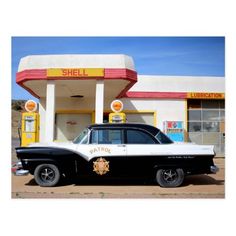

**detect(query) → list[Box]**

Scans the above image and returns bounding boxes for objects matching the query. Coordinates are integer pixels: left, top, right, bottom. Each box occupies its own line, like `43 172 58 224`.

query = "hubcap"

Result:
40 167 55 182
162 169 178 183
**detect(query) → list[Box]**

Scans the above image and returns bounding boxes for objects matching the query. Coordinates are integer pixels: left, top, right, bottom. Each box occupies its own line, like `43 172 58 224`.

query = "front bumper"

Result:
210 165 219 174
15 169 29 176
12 162 29 176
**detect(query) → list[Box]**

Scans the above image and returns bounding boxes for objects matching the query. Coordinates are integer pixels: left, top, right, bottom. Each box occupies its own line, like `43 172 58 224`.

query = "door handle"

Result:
117 144 126 147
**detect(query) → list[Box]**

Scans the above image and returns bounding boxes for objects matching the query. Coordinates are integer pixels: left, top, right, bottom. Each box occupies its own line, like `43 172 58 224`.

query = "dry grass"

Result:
12 109 21 138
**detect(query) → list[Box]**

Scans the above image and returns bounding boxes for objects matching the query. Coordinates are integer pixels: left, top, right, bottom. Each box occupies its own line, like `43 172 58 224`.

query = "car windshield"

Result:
155 131 173 144
73 128 89 144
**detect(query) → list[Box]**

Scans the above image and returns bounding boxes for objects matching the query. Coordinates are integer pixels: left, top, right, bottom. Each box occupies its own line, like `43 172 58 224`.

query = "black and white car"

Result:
15 123 219 187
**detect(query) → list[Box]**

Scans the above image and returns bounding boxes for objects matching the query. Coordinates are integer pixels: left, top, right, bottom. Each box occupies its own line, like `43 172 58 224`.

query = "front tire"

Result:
34 164 60 187
156 168 184 187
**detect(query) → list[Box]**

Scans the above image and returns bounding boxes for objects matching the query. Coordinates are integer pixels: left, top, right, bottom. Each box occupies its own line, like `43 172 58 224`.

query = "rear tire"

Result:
34 164 60 187
156 168 184 187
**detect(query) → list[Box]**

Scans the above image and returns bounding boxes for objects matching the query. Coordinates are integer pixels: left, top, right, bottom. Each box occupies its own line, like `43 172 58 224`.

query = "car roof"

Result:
87 123 160 136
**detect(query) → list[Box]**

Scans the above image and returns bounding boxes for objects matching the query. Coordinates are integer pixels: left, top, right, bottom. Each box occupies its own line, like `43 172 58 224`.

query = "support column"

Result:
45 81 55 142
95 80 104 123
38 100 45 142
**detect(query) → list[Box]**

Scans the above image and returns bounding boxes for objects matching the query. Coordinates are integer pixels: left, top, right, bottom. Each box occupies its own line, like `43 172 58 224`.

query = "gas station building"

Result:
16 54 225 156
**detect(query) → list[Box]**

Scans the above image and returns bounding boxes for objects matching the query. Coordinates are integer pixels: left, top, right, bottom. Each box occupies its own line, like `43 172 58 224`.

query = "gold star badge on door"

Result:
93 157 110 175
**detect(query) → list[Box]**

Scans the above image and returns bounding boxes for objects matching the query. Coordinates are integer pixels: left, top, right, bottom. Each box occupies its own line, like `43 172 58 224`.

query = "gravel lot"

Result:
12 158 225 199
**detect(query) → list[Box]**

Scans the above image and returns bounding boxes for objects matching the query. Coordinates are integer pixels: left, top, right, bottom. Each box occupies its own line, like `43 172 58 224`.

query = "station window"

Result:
202 121 220 132
188 100 224 130
188 122 202 132
202 100 220 109
188 110 201 121
187 99 225 156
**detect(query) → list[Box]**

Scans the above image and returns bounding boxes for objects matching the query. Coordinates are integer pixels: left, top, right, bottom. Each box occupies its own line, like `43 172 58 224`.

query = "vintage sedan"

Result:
15 123 219 187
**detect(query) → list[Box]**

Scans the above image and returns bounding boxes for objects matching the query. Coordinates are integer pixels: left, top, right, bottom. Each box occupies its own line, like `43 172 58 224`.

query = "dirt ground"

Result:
12 158 225 199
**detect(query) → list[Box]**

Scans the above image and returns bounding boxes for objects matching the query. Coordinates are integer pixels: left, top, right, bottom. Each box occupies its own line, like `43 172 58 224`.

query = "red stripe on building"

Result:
16 69 47 98
104 69 137 98
104 69 137 81
17 69 137 82
124 91 188 99
16 69 47 83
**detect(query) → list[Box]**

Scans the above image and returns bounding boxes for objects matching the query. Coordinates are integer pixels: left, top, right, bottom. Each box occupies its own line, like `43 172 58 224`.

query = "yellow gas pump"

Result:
109 112 126 123
109 100 126 123
21 100 40 146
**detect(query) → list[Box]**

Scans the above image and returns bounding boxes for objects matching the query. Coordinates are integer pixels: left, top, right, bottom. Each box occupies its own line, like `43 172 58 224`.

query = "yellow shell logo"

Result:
93 157 110 175
25 100 37 112
113 101 122 111
111 99 123 113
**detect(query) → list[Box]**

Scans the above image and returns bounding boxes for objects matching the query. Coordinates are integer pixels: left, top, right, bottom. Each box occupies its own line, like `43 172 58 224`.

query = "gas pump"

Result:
109 100 126 123
20 100 40 146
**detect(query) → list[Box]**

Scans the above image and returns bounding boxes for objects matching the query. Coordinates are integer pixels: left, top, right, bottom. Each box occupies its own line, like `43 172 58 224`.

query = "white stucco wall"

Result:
120 98 186 131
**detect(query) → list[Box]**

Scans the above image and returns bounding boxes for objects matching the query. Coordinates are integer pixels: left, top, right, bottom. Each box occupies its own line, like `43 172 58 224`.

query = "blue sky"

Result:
12 37 225 100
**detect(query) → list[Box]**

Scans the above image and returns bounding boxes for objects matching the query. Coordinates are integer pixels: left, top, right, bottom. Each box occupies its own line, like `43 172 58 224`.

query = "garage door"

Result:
126 113 154 126
56 113 92 141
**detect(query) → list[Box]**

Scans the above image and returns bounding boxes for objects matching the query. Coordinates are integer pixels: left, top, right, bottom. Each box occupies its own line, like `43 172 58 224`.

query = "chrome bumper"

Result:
12 161 29 176
15 169 29 176
210 165 219 174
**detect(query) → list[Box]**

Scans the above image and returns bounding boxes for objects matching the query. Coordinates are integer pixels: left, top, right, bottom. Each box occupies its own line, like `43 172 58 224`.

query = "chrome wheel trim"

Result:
40 167 55 182
162 169 178 183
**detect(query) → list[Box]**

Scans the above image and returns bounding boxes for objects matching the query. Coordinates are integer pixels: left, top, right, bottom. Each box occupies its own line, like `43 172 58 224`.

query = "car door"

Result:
81 128 127 177
125 128 159 176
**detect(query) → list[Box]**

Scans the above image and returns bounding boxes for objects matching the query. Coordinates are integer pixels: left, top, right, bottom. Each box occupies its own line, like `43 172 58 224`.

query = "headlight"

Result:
16 161 23 168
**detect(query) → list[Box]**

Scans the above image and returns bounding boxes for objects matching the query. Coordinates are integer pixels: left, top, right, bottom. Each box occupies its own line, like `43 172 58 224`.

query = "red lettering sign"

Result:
61 69 89 77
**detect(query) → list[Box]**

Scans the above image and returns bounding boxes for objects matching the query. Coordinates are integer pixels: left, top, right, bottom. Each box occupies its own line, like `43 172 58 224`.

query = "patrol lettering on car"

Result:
89 147 111 155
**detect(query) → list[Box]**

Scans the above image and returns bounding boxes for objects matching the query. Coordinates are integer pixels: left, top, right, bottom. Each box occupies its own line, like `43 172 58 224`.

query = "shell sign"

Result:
110 100 123 113
47 68 104 78
24 100 37 112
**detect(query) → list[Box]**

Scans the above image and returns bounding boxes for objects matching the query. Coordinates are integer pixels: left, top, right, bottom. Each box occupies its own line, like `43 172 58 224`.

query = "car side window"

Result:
126 129 156 144
91 129 124 144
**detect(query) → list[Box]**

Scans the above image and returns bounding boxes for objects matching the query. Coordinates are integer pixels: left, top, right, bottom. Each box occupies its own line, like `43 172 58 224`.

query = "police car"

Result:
15 123 218 187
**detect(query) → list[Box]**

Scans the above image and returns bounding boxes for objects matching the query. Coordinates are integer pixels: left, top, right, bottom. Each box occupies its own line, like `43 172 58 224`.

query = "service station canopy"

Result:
16 54 137 99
